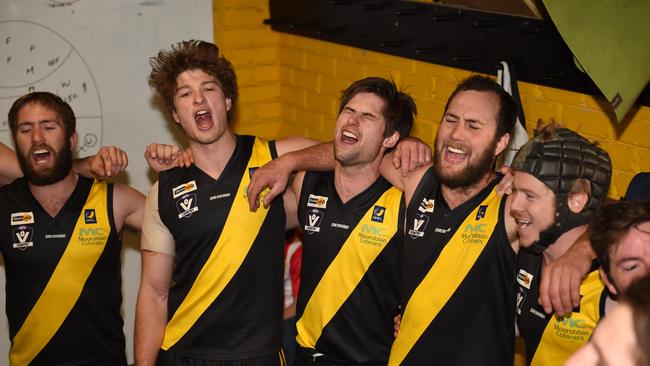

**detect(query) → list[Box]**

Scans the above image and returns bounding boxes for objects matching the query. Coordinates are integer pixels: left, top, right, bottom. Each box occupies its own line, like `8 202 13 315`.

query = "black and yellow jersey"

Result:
390 168 516 366
516 251 607 366
0 176 125 366
157 135 285 359
296 171 404 364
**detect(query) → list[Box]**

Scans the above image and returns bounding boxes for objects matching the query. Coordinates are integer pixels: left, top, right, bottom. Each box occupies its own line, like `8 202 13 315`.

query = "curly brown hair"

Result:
148 40 238 115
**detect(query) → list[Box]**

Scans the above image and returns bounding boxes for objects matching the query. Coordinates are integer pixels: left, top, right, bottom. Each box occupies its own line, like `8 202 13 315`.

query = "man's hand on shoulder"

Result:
144 143 193 172
538 232 594 316
248 155 295 211
391 137 432 177
75 145 128 179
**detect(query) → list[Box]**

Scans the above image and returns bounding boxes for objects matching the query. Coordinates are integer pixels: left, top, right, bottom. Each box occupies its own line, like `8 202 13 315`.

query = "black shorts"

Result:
157 350 287 366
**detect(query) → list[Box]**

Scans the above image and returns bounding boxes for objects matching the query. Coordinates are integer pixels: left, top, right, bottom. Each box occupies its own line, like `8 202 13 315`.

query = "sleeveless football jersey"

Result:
0 176 125 366
296 171 404 364
157 135 286 359
390 168 516 366
516 250 606 366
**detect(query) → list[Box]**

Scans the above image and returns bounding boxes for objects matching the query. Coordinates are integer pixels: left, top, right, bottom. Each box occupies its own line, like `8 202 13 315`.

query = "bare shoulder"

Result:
112 183 146 231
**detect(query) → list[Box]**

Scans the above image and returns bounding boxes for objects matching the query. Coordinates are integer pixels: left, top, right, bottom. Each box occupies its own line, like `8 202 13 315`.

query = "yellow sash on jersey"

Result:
389 187 502 365
530 270 604 366
162 138 274 349
296 187 402 348
10 180 110 366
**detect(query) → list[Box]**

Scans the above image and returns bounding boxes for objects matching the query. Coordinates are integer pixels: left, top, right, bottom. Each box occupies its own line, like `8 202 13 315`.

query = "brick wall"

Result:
213 1 650 198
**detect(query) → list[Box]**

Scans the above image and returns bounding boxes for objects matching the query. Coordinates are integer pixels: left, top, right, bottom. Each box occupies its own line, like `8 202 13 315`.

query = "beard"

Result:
17 140 73 186
433 135 498 189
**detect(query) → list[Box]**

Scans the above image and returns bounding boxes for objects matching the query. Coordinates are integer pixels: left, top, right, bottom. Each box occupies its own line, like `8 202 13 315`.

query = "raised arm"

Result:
0 142 21 186
538 229 594 315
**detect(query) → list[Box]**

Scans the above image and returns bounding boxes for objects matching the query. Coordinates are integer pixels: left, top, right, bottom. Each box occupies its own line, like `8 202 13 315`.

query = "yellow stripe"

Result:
10 180 110 366
389 187 501 365
530 270 604 366
296 187 402 348
162 138 273 349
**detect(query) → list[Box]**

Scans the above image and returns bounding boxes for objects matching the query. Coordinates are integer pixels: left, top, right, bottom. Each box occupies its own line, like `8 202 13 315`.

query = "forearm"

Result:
72 156 94 177
135 288 167 365
281 141 334 172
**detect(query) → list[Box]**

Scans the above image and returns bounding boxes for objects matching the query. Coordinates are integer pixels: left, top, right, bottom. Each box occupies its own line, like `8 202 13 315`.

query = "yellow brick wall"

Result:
213 1 649 198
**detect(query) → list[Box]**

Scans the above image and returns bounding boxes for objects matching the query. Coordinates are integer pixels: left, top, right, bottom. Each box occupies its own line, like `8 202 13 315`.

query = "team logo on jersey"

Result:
176 194 199 219
12 226 33 250
304 209 323 234
371 205 386 223
476 205 488 220
408 213 429 239
418 198 435 213
307 194 328 209
11 212 34 226
517 269 534 289
84 209 97 224
172 180 197 199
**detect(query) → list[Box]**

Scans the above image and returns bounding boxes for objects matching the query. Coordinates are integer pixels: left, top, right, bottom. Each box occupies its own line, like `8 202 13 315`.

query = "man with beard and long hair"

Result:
0 91 145 365
383 75 520 365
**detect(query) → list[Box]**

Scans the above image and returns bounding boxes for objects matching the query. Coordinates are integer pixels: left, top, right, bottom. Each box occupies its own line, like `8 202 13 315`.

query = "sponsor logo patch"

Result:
307 194 328 209
408 213 429 239
371 205 385 223
172 180 197 199
517 269 534 289
12 226 34 249
84 209 97 224
176 194 199 219
304 209 323 234
11 212 34 226
418 198 435 213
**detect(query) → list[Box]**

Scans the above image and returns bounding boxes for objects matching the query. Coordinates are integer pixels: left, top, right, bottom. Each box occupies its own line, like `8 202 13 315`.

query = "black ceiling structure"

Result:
267 0 650 107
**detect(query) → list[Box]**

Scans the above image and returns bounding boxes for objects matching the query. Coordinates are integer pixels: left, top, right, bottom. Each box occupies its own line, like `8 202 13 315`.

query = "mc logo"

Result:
79 228 106 236
361 224 386 236
464 223 487 233
559 317 586 329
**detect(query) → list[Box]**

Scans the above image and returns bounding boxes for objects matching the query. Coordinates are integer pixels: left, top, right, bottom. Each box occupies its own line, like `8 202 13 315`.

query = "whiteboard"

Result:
0 0 213 364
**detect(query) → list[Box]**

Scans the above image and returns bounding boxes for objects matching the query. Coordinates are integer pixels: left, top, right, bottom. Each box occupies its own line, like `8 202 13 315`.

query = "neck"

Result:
440 171 495 209
542 225 588 266
334 160 381 204
190 130 237 180
28 171 78 217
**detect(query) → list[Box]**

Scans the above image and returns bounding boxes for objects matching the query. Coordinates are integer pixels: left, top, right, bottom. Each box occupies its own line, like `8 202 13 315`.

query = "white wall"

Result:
0 1 212 364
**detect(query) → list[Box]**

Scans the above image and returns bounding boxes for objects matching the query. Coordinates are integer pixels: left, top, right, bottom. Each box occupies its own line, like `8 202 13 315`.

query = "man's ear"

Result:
600 267 618 296
383 131 400 149
568 191 589 214
172 109 180 124
70 131 77 152
495 133 510 156
226 98 232 112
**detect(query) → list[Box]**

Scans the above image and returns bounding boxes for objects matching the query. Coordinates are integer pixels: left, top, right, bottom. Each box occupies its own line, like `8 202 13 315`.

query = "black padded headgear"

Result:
511 128 612 254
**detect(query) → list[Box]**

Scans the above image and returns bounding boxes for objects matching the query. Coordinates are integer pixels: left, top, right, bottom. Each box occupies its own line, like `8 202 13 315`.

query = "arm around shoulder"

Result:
0 142 21 186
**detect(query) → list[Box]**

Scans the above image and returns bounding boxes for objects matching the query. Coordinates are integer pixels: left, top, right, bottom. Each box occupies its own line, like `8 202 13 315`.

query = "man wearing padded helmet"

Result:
509 124 612 366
